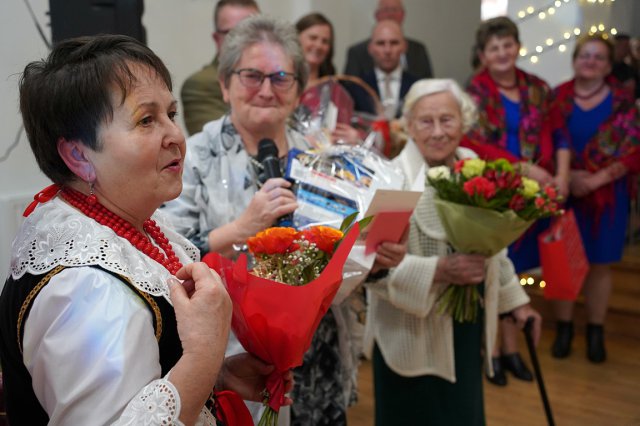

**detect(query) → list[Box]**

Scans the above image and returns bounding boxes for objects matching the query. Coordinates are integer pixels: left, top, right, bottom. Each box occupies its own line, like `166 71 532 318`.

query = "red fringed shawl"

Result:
462 68 565 172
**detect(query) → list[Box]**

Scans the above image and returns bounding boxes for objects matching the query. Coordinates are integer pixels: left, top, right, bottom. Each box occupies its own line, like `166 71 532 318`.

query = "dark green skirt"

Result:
373 308 485 425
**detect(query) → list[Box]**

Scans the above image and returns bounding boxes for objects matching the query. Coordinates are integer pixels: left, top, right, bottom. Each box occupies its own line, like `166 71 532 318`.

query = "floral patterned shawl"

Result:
554 76 640 213
462 68 565 172
554 76 640 173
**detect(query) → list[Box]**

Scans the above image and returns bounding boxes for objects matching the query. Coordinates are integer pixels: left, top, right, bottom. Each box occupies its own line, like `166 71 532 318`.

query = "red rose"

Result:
454 159 465 173
535 197 546 208
495 172 512 189
463 176 496 199
544 185 558 199
508 194 526 211
545 202 558 213
509 175 522 189
484 169 497 180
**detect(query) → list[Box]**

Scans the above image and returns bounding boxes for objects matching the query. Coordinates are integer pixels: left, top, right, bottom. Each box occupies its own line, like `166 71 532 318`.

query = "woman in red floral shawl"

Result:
551 34 640 364
462 16 571 387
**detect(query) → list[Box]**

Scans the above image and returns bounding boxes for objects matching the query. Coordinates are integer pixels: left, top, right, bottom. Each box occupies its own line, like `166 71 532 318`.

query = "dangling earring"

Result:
87 182 98 205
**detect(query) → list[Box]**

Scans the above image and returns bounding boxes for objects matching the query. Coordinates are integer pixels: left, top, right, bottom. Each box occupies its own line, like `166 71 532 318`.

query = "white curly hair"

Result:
402 78 477 133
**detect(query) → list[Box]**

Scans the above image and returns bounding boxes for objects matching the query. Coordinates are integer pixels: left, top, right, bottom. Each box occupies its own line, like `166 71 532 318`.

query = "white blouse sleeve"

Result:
22 267 189 425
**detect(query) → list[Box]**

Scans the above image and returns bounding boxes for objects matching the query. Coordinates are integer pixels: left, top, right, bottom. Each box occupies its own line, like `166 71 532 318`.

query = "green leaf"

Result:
357 215 374 231
340 212 358 232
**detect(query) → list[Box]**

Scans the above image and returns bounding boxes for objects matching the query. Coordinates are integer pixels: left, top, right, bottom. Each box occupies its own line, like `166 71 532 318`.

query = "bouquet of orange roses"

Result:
203 222 360 426
247 225 344 286
427 158 562 322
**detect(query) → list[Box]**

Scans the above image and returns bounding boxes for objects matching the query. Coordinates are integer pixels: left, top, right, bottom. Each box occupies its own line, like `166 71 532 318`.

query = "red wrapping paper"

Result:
202 225 359 412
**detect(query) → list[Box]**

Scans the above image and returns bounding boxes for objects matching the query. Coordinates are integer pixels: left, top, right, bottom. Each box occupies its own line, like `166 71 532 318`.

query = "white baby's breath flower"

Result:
427 166 451 181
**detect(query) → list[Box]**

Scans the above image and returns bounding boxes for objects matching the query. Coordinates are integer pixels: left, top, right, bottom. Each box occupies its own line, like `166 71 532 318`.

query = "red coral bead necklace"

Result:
60 187 183 275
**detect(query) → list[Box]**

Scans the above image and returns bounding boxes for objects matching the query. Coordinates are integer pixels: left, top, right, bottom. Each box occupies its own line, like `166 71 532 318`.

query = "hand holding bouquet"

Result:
427 158 562 322
203 222 360 426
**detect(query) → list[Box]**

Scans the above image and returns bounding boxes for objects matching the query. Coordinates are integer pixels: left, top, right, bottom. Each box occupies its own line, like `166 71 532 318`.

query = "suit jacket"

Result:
344 37 433 80
180 57 228 135
343 69 418 118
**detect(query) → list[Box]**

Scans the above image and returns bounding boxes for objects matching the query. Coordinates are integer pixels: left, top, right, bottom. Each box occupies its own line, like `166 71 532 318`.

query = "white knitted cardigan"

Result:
363 139 530 382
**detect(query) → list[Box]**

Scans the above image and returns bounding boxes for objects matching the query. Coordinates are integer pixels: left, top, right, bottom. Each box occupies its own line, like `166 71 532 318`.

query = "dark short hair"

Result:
214 0 259 31
573 34 615 65
475 16 520 52
19 34 172 185
295 13 336 77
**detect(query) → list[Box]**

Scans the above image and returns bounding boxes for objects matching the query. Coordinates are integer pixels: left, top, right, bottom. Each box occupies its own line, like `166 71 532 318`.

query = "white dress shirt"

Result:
374 65 403 119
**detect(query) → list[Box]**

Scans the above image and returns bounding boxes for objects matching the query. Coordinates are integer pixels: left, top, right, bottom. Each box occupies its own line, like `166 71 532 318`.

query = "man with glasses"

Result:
344 0 432 81
181 0 259 135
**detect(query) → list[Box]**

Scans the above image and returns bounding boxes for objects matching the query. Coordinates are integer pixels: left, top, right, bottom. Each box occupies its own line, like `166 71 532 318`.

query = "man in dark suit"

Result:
345 20 418 119
344 0 432 80
180 0 259 135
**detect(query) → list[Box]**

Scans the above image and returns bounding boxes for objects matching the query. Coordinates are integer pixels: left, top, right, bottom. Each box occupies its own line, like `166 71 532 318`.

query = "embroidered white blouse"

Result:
10 197 216 425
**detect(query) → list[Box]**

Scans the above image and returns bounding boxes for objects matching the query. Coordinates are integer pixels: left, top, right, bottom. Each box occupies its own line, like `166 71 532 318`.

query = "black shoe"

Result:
501 352 533 381
486 356 507 386
552 320 574 358
587 323 606 363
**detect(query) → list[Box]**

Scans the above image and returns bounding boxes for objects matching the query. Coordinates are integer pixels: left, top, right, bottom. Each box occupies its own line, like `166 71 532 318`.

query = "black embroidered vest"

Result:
0 265 181 425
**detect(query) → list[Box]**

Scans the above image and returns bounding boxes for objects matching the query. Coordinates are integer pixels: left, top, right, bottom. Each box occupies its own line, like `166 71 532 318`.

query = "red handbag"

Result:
538 209 589 300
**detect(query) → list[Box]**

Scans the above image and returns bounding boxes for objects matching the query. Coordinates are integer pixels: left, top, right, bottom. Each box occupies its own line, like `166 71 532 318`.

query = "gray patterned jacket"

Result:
162 115 309 254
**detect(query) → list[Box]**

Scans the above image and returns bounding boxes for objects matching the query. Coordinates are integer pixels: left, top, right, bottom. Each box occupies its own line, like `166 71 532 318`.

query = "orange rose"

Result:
302 226 344 255
248 227 300 255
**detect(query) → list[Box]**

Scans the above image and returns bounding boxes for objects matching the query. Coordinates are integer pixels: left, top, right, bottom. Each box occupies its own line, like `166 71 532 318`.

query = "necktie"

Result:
382 74 395 119
383 74 393 101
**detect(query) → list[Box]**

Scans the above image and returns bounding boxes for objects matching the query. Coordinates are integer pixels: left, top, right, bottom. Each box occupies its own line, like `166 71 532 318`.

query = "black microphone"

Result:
257 138 282 182
257 138 294 227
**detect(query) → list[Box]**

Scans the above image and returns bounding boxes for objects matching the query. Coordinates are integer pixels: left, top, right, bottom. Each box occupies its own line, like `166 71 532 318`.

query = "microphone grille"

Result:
257 138 279 162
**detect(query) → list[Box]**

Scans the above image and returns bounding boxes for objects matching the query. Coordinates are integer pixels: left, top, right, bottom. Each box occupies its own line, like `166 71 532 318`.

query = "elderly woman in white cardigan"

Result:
364 79 542 426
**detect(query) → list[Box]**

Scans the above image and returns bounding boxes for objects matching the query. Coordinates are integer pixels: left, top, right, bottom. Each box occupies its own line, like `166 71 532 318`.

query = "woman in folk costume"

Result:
0 34 286 425
462 16 570 386
551 34 640 363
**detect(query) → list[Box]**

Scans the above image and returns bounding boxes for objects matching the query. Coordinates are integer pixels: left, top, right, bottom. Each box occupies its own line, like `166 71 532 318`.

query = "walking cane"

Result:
523 316 555 426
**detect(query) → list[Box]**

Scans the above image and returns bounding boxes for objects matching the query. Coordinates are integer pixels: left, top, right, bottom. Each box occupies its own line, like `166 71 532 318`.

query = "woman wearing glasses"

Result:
366 78 540 426
163 15 352 425
551 35 640 363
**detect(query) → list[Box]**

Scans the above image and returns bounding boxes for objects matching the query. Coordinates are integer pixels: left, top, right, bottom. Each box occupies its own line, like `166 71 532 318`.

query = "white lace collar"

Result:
10 197 199 300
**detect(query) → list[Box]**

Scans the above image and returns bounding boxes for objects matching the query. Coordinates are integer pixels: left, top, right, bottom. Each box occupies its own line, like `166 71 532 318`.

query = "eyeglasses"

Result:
576 52 609 62
412 116 460 132
232 68 298 91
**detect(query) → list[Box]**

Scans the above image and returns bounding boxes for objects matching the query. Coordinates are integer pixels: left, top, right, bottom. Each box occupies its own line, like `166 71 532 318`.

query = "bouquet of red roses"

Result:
203 223 359 425
427 158 562 322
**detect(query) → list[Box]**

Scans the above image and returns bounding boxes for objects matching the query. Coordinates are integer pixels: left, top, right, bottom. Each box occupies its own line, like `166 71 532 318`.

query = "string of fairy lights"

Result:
519 26 618 63
514 0 619 64
520 274 547 288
